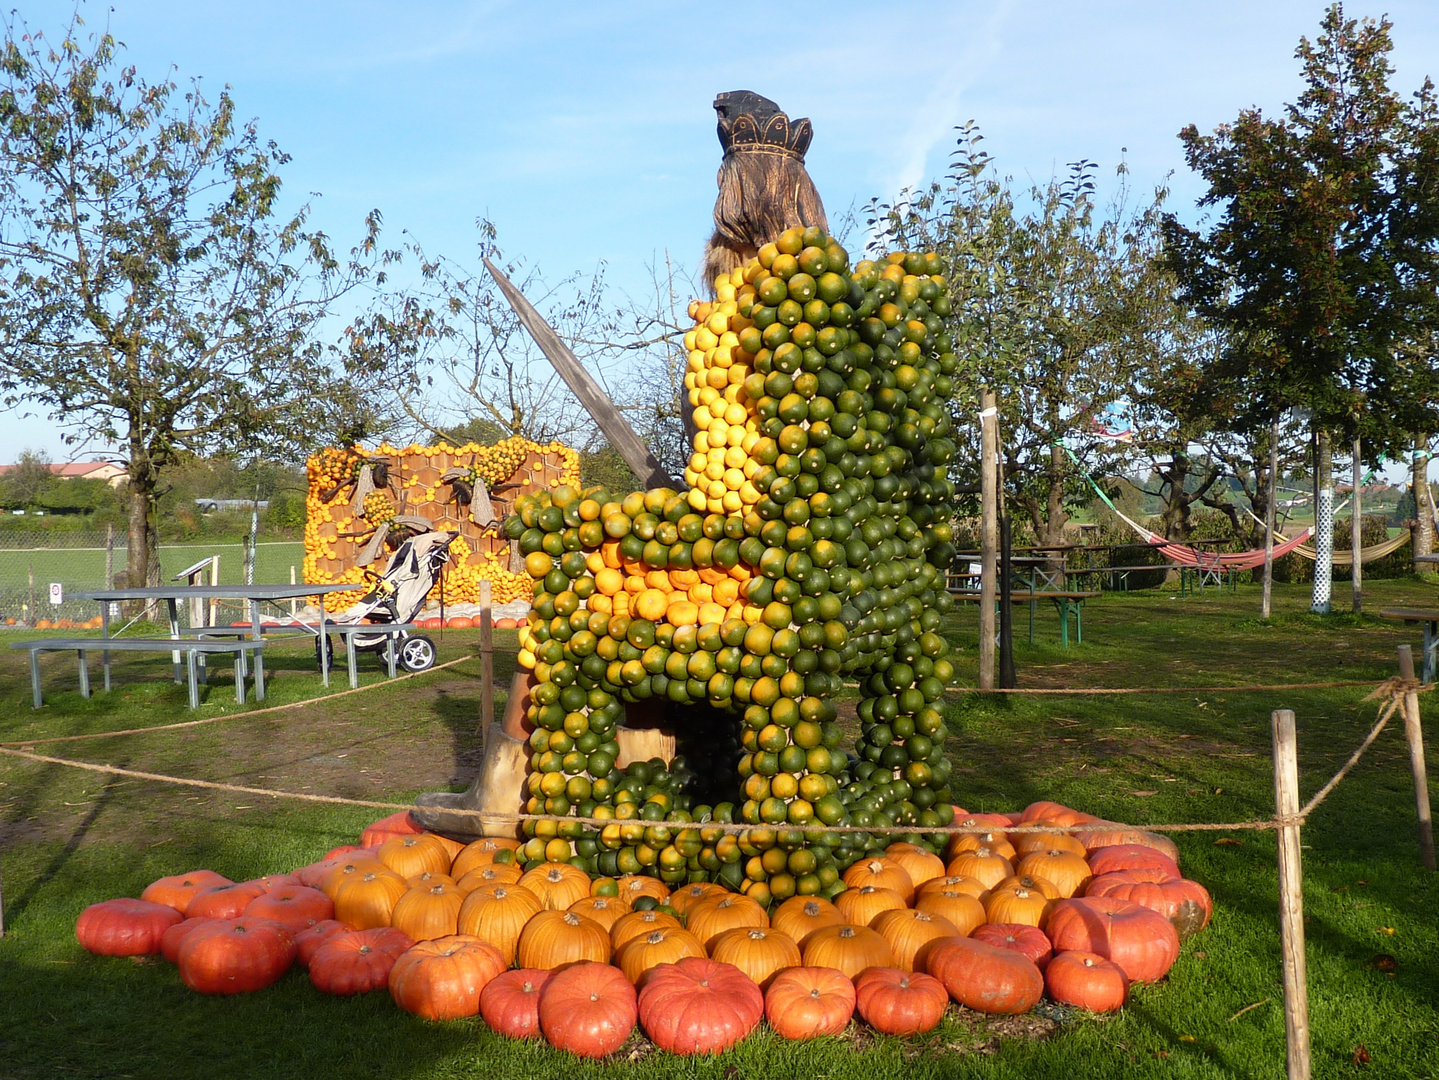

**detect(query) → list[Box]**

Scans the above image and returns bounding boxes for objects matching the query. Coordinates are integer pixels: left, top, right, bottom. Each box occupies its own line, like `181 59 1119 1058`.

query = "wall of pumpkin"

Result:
74 800 1212 1054
304 438 581 613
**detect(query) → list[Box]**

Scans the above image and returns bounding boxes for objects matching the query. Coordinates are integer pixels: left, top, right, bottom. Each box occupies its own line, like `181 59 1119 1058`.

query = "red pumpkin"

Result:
1086 870 1213 939
251 873 301 891
537 961 637 1058
1074 824 1180 864
160 916 217 963
924 936 1044 1015
970 923 1053 970
140 870 232 914
185 881 268 920
1046 897 1180 983
1020 800 1095 827
308 927 414 995
243 885 335 934
293 847 364 889
448 616 474 629
637 956 764 1055
294 919 353 968
75 898 183 956
176 916 297 994
1086 844 1181 880
388 934 507 1020
764 966 855 1040
854 967 949 1036
481 969 554 1039
1045 950 1128 1012
361 810 426 848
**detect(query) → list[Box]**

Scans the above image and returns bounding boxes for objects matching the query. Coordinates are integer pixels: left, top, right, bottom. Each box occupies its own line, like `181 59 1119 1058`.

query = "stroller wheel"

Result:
314 633 334 669
398 635 437 673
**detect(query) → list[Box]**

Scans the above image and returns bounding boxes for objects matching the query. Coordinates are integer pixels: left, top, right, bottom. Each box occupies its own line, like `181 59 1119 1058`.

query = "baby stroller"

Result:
317 530 458 674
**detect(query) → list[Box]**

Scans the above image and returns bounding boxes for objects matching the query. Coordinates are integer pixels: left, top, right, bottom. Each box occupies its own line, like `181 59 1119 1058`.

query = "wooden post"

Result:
1414 442 1432 575
1351 437 1362 615
479 580 494 751
978 390 998 690
1272 708 1311 1080
288 564 297 620
1395 645 1436 871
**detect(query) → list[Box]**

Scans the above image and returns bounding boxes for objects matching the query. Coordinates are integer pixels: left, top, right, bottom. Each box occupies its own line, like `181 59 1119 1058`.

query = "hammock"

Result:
1237 504 1412 564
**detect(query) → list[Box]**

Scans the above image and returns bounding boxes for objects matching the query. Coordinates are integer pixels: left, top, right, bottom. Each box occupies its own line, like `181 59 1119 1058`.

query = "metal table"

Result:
74 583 358 689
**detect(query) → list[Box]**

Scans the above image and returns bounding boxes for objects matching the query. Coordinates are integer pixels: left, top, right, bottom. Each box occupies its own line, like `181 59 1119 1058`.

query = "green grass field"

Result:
1 578 1436 1078
0 541 306 623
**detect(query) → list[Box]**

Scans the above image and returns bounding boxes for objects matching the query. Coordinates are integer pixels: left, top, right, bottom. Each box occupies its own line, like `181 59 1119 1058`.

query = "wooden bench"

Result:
951 590 1100 646
1379 609 1439 683
11 637 266 709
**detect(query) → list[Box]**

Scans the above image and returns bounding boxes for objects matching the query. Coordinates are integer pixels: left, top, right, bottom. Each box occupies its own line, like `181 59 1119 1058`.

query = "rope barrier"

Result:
3 678 1422 839
0 655 476 748
955 681 1376 695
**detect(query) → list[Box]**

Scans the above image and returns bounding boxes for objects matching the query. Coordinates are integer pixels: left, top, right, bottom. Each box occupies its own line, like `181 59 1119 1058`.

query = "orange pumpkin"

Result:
853 967 948 1035
319 855 386 900
946 830 1018 862
944 814 1013 859
685 894 768 951
770 895 846 947
616 875 671 906
946 847 1013 889
566 894 632 932
913 889 986 936
1011 826 1087 859
1015 850 1092 898
387 934 506 1020
1044 949 1128 1012
835 885 907 928
917 874 990 901
332 869 408 931
993 873 1062 900
882 842 946 889
801 924 895 980
1074 824 1181 864
456 863 522 891
841 858 915 902
450 837 522 879
983 883 1054 929
390 882 466 941
376 834 453 879
871 908 962 973
615 925 706 987
456 883 542 965
764 966 855 1039
667 881 727 916
516 909 611 970
708 926 801 989
925 935 1044 1015
1020 800 1095 828
519 862 593 911
610 908 683 953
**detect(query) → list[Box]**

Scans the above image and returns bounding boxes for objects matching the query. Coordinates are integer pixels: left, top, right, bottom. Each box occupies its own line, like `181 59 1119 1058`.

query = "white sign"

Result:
49 582 64 605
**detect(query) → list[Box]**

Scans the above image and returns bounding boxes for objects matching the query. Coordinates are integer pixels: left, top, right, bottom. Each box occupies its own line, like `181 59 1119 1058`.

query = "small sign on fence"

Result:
49 582 63 605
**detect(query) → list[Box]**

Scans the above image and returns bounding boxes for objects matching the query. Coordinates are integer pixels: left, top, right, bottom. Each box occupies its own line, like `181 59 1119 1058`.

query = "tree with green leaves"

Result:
0 11 389 588
1162 4 1439 610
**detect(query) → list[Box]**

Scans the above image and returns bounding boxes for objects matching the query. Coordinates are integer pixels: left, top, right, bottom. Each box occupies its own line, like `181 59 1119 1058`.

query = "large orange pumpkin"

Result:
184 881 267 920
946 830 1018 862
456 863 523 891
390 882 466 941
883 842 946 889
376 834 454 880
140 870 232 914
450 837 523 880
871 908 962 973
708 926 801 989
519 862 593 911
1086 869 1212 940
841 857 915 902
1020 800 1095 827
946 848 1013 890
537 961 637 1058
945 814 1013 859
667 881 727 916
637 957 764 1056
685 894 768 951
924 935 1044 1015
160 916 217 964
854 967 948 1035
610 908 683 953
970 923 1053 970
1014 849 1091 898
177 916 297 995
294 919 353 969
332 869 408 930
243 884 335 934
388 935 506 1020
1074 824 1180 864
764 966 855 1040
801 924 895 980
914 889 986 936
615 925 707 987
1086 844 1182 880
835 885 907 928
983 883 1054 929
566 894 632 932
516 909 611 970
456 883 541 965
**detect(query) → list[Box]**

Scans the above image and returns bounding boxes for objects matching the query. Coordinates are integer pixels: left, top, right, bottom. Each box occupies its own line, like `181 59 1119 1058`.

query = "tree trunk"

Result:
978 390 998 691
1043 442 1069 558
1310 429 1333 615
1351 436 1362 615
1414 442 1432 575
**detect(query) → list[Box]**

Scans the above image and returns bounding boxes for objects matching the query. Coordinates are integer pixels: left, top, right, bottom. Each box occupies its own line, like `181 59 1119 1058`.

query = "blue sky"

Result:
4 0 1438 465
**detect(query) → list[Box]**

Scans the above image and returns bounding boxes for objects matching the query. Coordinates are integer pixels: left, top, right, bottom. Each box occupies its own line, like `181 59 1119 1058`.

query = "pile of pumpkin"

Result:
74 801 1209 1057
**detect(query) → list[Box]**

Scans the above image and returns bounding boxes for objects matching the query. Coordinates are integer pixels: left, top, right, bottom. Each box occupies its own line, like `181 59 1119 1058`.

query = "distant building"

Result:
0 461 127 488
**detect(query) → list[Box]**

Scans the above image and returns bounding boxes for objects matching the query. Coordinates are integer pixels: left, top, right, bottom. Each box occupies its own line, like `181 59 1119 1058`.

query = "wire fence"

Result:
0 529 305 626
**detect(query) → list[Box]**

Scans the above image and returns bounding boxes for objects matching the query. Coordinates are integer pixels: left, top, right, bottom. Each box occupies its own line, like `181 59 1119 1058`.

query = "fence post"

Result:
479 579 494 751
1395 645 1436 871
1272 708 1311 1080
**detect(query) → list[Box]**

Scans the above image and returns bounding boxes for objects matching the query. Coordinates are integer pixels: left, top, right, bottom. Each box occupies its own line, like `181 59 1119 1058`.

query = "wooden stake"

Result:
978 390 998 691
479 580 494 753
1352 437 1363 615
1395 645 1435 871
1263 420 1278 619
1272 708 1311 1080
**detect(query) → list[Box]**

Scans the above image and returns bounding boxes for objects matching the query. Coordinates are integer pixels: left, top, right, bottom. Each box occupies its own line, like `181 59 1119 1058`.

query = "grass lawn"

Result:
1 578 1436 1078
